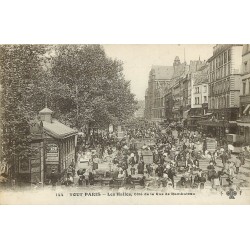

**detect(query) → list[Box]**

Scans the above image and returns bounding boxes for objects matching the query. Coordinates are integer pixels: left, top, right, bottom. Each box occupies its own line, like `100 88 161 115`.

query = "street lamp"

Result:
222 115 229 148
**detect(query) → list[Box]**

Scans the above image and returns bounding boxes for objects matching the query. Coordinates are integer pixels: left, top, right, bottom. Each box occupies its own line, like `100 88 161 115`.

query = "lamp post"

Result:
222 115 229 148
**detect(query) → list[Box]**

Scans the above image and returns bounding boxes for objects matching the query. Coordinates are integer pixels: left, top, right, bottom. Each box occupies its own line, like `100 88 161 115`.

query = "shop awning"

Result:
203 113 212 116
243 104 250 114
237 121 250 128
198 120 237 127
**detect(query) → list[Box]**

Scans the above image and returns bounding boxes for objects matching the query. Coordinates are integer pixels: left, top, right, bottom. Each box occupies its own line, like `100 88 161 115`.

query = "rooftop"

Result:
151 65 174 80
208 44 243 62
42 119 77 139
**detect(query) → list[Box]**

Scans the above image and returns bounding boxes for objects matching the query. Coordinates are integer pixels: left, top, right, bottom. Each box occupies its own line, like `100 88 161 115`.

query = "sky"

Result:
103 44 214 100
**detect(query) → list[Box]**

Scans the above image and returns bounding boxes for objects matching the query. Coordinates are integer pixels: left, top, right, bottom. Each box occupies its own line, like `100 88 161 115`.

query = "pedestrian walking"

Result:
50 168 58 188
233 156 241 174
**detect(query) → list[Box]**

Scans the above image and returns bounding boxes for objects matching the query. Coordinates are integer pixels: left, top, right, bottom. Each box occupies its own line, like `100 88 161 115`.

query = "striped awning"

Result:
243 104 250 114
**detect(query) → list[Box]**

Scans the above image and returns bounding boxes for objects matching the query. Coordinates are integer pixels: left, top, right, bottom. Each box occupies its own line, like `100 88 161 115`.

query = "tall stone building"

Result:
0 82 2 164
208 45 242 119
206 44 243 138
145 57 204 123
169 57 189 121
237 44 250 143
145 65 174 122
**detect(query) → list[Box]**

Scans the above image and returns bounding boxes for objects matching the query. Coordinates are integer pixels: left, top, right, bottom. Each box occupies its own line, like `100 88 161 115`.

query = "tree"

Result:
50 44 137 129
0 45 47 175
0 44 138 175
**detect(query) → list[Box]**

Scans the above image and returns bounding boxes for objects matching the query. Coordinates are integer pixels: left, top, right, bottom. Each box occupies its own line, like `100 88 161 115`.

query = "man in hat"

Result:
220 151 228 168
50 168 58 187
167 166 176 188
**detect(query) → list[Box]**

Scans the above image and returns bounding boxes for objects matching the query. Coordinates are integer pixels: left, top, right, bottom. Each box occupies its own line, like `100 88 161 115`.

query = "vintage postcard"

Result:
0 44 250 204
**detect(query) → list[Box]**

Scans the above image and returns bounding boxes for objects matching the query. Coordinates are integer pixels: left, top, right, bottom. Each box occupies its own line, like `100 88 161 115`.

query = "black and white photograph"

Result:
0 44 250 204
1 2 250 250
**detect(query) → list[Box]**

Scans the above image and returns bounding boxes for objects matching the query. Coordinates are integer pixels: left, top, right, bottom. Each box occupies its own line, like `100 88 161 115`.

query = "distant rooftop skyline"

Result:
103 45 214 100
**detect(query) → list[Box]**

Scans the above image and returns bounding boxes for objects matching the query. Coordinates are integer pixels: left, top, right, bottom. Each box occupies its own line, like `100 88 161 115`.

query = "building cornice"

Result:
208 44 243 62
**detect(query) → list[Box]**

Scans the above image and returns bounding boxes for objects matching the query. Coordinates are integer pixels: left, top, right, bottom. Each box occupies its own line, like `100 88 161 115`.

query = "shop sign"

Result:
46 144 59 163
30 159 41 173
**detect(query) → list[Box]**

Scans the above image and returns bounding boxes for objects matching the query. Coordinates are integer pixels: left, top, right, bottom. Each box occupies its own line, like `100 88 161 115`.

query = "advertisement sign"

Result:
46 143 59 164
30 159 41 173
142 150 153 164
19 158 30 174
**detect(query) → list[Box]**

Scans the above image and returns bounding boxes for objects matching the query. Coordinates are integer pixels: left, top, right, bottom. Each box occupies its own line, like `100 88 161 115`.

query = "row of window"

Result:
210 63 231 82
210 79 230 96
210 50 231 71
193 85 208 94
209 95 230 109
63 137 75 156
195 97 200 104
194 96 207 104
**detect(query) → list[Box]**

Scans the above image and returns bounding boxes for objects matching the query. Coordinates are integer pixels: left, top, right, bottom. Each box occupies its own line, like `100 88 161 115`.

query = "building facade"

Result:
192 64 209 115
185 64 209 129
164 57 189 122
206 44 243 138
237 44 250 143
208 45 242 120
172 79 182 120
145 65 174 122
0 83 2 164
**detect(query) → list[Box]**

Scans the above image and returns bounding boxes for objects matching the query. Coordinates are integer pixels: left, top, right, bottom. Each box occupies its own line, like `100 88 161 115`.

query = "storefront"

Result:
186 116 202 131
237 122 250 144
199 120 237 139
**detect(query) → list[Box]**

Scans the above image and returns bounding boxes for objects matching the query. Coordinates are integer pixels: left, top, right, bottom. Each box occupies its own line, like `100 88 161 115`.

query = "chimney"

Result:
39 107 53 123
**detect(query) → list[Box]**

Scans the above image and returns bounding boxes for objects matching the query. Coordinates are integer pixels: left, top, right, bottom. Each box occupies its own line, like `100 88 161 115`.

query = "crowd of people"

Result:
55 123 247 192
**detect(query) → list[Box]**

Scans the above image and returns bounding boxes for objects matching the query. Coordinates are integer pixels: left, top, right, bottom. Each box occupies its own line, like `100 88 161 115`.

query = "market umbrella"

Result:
77 168 86 176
